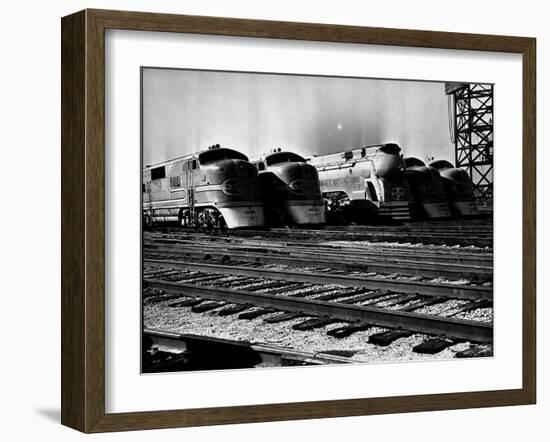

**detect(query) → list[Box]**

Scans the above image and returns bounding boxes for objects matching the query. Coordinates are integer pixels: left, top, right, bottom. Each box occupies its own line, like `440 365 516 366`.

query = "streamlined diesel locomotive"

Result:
142 145 265 229
252 150 325 226
404 157 451 219
429 160 479 216
308 143 412 221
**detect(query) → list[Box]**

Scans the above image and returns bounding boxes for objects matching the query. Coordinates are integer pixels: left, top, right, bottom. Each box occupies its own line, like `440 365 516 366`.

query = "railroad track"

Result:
285 225 493 235
149 222 493 248
144 232 492 263
143 229 493 282
143 241 492 282
247 228 493 248
143 328 358 372
143 220 493 362
333 221 493 234
144 258 492 300
143 261 493 344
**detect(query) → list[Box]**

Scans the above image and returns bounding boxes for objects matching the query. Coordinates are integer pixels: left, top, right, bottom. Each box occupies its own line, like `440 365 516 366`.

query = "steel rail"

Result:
143 279 493 343
229 228 493 239
144 329 357 365
279 228 494 236
239 229 493 246
148 227 493 246
315 224 493 233
150 221 493 234
143 258 493 301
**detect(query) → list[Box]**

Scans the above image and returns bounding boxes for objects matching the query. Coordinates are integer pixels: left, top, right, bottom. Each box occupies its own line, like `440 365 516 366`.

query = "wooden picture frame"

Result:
61 8 536 433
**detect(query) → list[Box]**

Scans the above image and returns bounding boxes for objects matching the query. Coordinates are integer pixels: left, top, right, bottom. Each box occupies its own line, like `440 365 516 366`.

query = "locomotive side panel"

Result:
310 144 412 221
143 163 182 223
317 164 370 201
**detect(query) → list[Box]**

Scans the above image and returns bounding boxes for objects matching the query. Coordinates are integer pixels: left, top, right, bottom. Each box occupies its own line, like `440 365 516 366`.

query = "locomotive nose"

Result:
219 160 261 196
219 159 258 178
373 151 406 180
282 162 318 180
283 163 321 196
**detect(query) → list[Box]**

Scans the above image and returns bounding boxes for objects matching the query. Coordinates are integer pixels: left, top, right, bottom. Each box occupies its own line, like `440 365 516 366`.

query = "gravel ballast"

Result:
144 299 491 364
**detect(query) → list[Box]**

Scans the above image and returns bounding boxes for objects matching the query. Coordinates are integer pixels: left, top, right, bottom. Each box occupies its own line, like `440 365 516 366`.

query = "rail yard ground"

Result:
142 217 493 372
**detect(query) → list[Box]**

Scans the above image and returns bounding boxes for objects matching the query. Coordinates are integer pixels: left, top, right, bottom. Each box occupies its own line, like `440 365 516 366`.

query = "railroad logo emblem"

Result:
392 187 405 201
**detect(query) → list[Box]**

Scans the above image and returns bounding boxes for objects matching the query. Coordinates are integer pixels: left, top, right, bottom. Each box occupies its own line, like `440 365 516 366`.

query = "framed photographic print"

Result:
61 9 536 433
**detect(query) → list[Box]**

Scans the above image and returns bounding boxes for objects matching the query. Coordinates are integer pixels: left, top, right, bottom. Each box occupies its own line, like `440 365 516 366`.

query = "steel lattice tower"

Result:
446 83 494 202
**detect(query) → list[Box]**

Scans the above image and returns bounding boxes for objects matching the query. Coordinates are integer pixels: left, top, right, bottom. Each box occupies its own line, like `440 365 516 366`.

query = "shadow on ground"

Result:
35 408 60 423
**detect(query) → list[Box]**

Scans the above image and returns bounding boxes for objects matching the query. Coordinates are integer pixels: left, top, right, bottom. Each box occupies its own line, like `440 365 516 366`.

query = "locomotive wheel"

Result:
338 206 353 225
218 216 228 233
143 214 153 229
178 208 191 228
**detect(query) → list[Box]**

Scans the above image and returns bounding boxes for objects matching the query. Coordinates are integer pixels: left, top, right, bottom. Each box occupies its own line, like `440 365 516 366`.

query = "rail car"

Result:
251 149 326 226
429 160 479 216
307 143 412 222
142 145 265 229
404 157 451 219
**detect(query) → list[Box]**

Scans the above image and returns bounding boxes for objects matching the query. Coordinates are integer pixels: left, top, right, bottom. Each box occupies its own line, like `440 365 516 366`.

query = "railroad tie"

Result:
338 289 391 305
171 297 204 307
264 311 305 324
265 283 310 295
216 277 258 288
237 308 274 320
326 322 372 338
455 344 493 358
247 281 290 292
143 294 182 305
375 293 418 308
292 316 335 331
447 299 492 316
217 303 252 317
191 301 226 313
369 329 412 346
398 296 444 312
413 338 455 354
316 288 365 302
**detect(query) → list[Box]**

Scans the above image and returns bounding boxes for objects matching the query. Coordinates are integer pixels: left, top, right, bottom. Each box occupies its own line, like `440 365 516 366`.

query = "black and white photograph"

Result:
141 68 494 373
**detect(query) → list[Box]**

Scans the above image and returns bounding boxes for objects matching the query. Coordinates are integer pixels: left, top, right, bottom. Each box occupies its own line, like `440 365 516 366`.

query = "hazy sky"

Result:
142 68 455 166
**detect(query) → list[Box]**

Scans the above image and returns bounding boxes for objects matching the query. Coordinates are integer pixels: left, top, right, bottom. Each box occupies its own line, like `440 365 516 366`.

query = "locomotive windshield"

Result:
404 157 426 168
430 160 454 170
198 148 248 165
265 152 305 166
378 143 401 154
